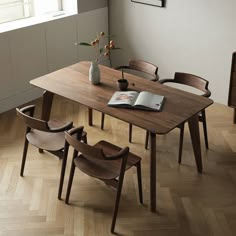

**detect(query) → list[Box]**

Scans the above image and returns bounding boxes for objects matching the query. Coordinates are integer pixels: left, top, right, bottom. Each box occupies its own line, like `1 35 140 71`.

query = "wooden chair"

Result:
64 126 143 234
146 72 211 163
16 105 87 199
101 59 159 143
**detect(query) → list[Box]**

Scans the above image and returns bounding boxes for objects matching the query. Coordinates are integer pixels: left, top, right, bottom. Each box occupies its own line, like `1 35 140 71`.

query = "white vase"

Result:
89 62 100 85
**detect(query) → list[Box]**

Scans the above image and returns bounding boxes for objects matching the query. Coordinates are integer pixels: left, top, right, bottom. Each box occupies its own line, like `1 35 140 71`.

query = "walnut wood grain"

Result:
30 61 213 212
108 59 159 142
64 127 143 233
156 72 211 163
31 61 212 135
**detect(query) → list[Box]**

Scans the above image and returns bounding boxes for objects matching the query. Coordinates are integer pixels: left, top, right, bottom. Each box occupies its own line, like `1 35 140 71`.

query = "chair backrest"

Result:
16 105 49 132
116 59 159 81
128 59 158 78
173 72 211 98
65 127 105 160
65 127 129 162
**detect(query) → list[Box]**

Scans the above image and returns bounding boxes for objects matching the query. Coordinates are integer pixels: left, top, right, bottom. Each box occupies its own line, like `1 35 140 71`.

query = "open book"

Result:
108 91 165 111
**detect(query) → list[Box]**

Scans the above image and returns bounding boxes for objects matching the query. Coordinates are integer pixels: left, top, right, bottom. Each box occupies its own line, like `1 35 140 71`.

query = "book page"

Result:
108 91 139 106
134 91 164 110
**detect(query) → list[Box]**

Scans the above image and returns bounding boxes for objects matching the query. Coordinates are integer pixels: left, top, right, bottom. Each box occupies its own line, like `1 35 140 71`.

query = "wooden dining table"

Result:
30 61 213 212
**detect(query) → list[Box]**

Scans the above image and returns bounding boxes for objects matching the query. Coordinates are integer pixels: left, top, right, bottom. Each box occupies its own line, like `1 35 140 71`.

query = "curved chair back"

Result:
173 72 211 97
16 105 49 132
128 59 159 79
116 59 159 81
65 127 106 161
65 127 129 163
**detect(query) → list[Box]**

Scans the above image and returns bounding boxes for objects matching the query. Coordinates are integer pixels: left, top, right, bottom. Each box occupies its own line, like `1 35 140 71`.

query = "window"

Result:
33 0 63 16
0 0 63 24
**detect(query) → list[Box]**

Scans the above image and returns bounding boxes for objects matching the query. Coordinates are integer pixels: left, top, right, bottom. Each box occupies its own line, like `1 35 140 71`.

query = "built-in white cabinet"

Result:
10 25 48 92
0 7 108 113
46 16 78 72
0 33 12 101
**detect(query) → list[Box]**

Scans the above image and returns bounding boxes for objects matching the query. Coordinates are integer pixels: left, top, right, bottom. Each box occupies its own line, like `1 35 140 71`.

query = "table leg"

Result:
88 108 93 126
41 90 54 121
150 132 156 212
188 114 202 173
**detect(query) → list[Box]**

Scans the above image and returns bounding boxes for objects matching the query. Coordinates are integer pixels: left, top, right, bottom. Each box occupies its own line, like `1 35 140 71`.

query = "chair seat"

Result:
27 129 65 151
162 82 204 95
27 119 86 151
74 140 141 180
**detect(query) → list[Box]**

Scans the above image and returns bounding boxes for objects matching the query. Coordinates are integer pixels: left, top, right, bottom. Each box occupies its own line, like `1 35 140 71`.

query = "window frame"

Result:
0 0 78 33
0 0 64 24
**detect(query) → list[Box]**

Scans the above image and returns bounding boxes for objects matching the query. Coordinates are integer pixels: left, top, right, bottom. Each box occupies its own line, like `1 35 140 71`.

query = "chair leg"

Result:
65 157 76 204
58 142 69 200
82 134 87 144
178 123 185 164
111 171 126 233
201 110 209 149
101 113 105 130
88 108 93 126
129 124 132 143
20 138 29 177
136 162 143 204
145 130 149 149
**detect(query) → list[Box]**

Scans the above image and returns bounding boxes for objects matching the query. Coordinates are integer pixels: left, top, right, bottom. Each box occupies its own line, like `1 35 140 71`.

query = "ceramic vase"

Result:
89 61 100 85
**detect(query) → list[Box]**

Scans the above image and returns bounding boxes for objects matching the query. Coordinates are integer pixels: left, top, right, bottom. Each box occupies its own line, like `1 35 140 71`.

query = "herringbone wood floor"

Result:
1 96 236 236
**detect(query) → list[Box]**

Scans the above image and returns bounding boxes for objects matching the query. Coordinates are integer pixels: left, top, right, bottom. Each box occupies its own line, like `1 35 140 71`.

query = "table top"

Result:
30 61 213 134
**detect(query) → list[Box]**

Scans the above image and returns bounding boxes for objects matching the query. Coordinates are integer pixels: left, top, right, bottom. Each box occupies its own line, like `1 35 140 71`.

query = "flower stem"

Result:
122 69 124 80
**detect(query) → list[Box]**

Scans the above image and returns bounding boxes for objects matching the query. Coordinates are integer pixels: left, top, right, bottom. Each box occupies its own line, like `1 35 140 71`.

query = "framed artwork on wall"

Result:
131 0 165 8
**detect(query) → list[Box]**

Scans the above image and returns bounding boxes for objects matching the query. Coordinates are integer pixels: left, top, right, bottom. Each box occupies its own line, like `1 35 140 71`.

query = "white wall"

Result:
0 7 108 113
109 0 236 104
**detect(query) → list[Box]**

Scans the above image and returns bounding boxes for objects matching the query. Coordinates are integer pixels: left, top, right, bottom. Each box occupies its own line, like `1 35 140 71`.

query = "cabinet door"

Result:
10 25 47 92
0 33 12 100
46 15 77 72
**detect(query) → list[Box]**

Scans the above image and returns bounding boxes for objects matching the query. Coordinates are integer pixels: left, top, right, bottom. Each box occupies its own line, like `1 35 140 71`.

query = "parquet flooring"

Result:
0 96 236 235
